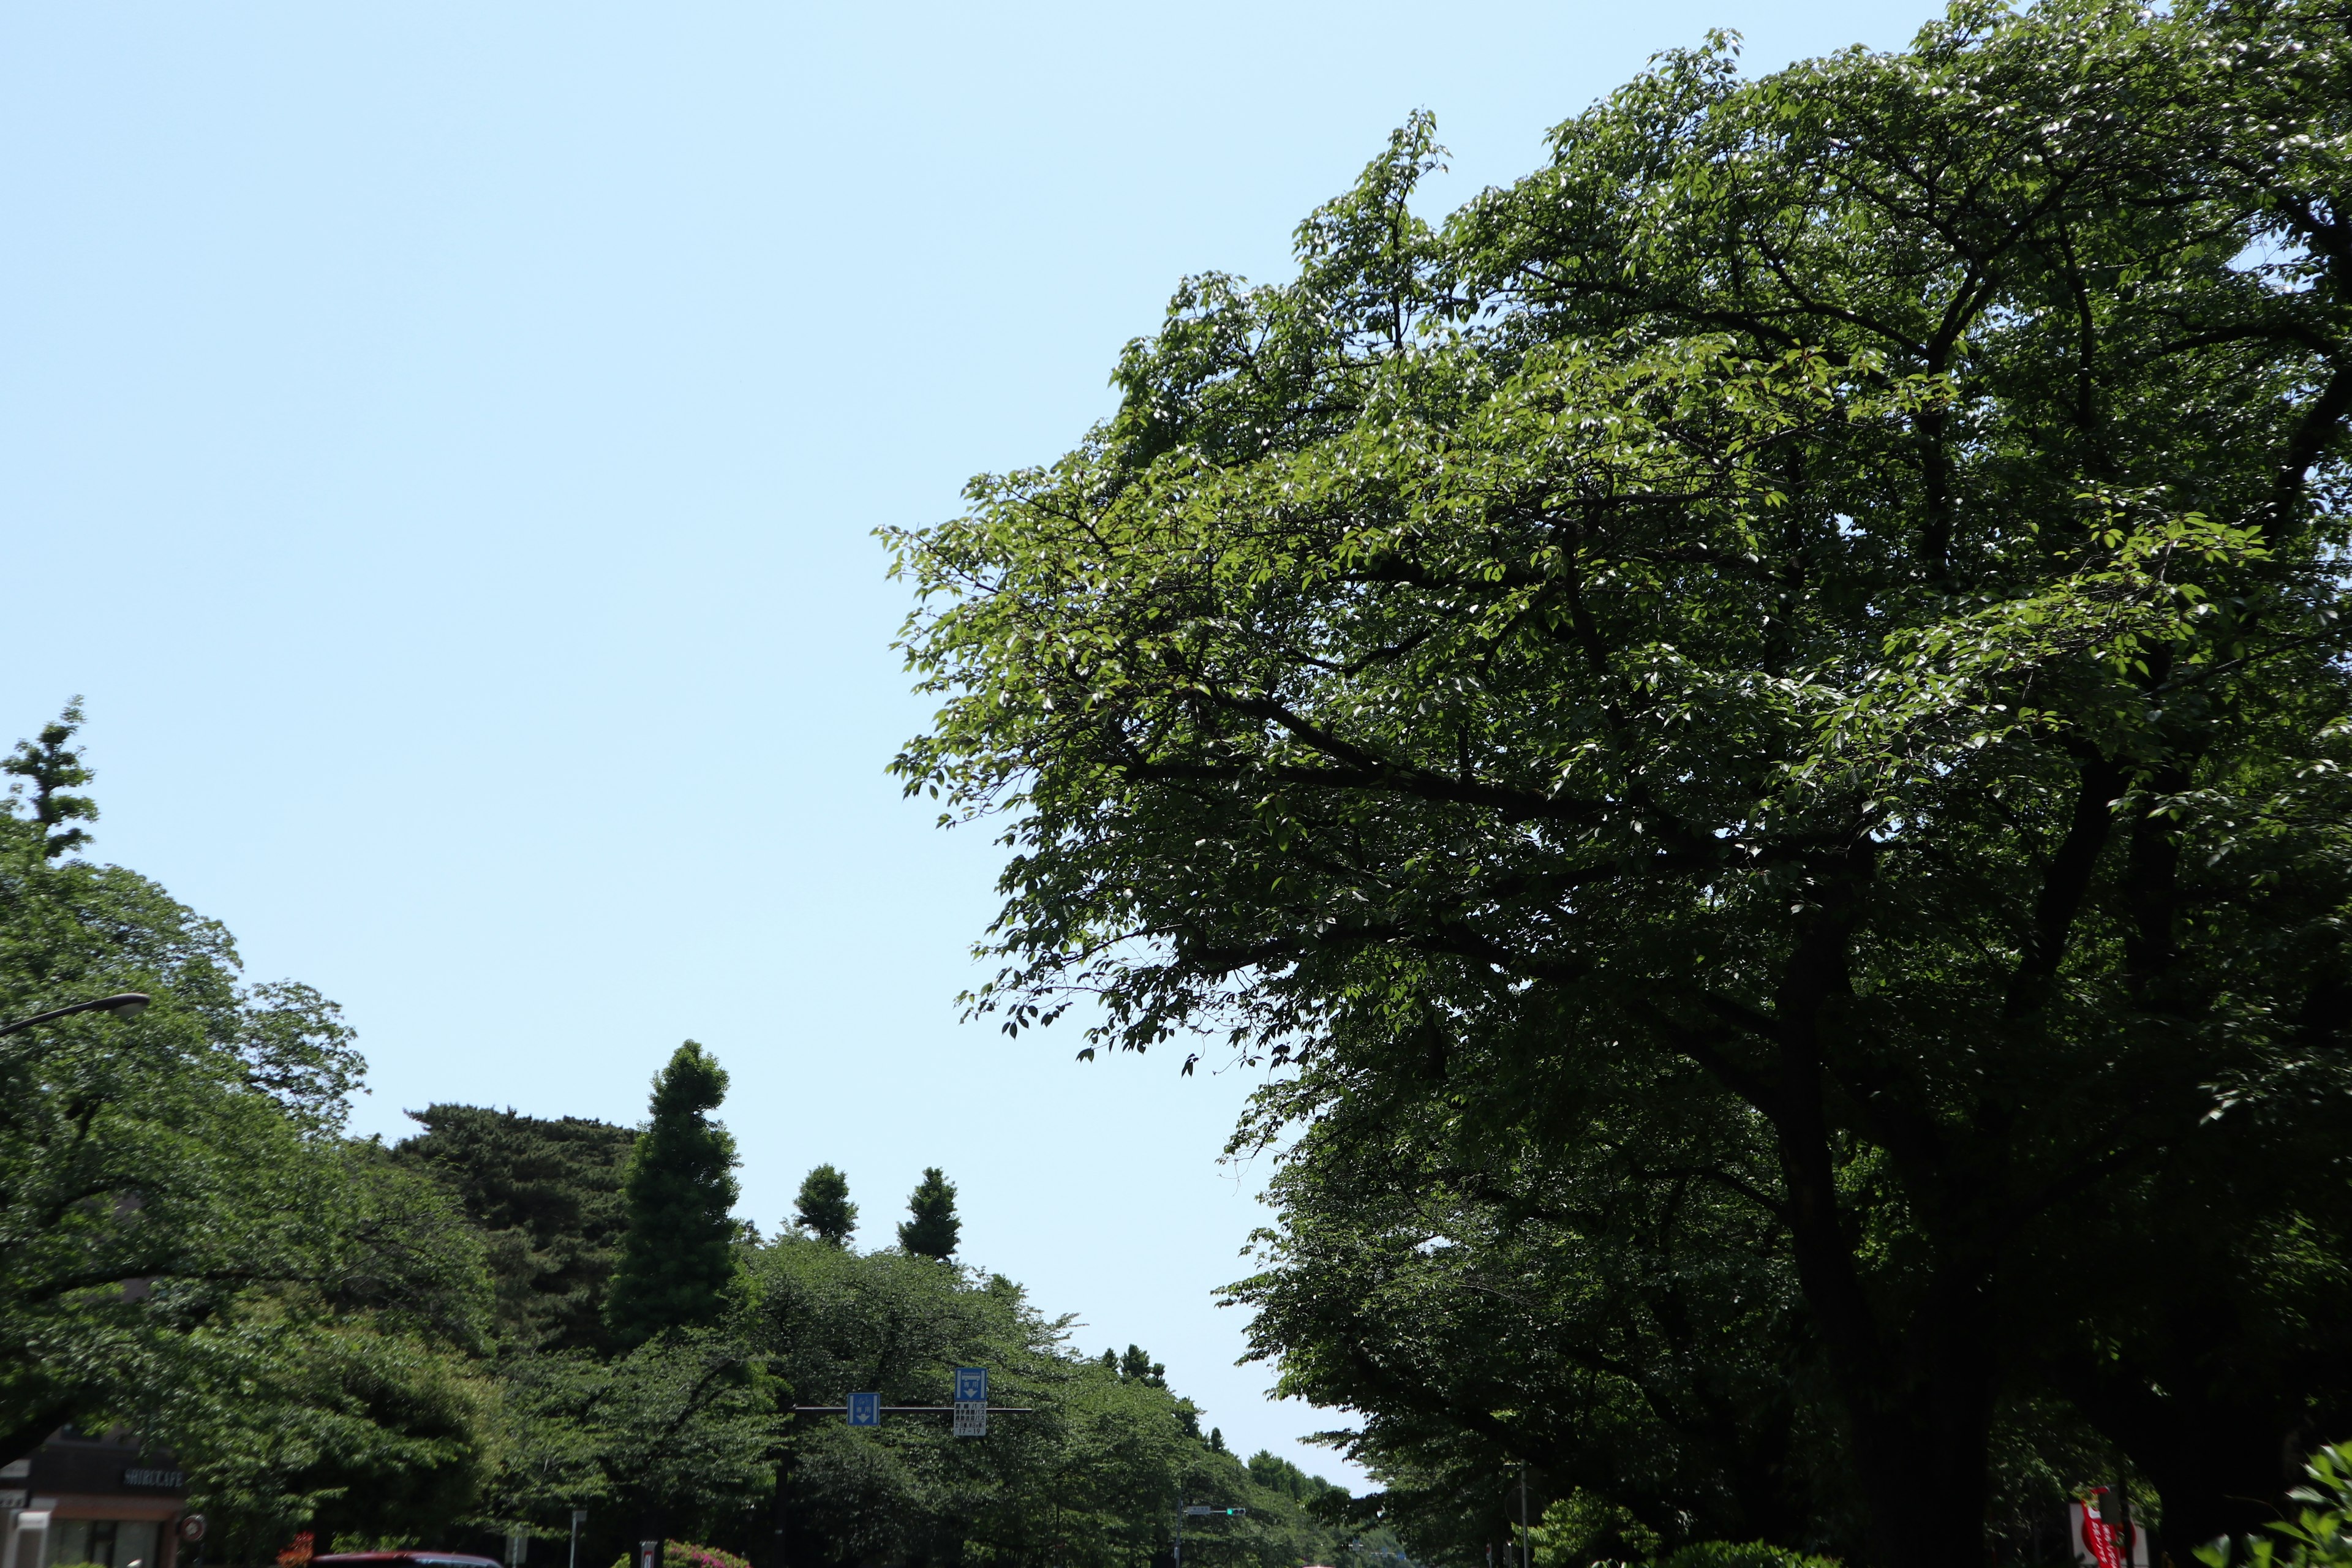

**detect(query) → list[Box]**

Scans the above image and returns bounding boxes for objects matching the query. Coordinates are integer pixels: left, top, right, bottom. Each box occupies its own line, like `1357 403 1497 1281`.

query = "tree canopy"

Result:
0 706 492 1551
605 1042 741 1351
897 1166 962 1261
395 1105 636 1354
792 1163 857 1248
888 2 2352 1564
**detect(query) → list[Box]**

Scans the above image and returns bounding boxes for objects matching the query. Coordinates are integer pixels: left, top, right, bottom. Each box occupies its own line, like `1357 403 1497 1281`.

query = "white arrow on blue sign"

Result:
954 1366 987 1404
847 1393 880 1427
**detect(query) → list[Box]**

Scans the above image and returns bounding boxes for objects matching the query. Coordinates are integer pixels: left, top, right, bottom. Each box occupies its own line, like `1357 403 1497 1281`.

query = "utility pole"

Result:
1518 1465 1531 1568
2111 1455 2134 1568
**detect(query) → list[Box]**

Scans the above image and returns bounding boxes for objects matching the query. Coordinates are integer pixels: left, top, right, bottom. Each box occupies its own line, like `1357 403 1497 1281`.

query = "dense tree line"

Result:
0 706 1359 1568
402 1049 1356 1568
886 1 2352 1566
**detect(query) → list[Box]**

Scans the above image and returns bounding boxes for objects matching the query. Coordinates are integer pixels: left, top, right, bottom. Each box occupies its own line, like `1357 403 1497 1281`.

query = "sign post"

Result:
953 1367 988 1438
1176 1503 1245 1568
794 1373 1030 1434
569 1512 587 1568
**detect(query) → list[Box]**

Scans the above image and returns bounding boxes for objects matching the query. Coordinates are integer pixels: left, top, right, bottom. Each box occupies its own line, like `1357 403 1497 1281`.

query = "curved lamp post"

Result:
0 992 151 1038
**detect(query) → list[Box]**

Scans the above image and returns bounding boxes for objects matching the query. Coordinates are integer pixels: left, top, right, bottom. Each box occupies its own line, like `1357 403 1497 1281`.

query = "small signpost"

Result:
1175 1502 1245 1568
847 1392 881 1428
953 1366 988 1438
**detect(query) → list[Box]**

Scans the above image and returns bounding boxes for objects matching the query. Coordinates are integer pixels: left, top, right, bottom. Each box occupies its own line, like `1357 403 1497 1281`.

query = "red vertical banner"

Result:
2082 1491 2126 1568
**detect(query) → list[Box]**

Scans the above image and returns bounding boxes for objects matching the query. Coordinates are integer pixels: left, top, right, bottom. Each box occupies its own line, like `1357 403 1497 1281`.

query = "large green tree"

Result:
887 4 2352 1564
605 1042 741 1350
791 1164 857 1248
0 706 494 1548
395 1104 638 1353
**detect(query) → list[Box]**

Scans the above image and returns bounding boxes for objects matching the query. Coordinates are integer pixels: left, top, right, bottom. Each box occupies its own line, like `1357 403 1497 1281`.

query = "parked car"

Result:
312 1554 502 1568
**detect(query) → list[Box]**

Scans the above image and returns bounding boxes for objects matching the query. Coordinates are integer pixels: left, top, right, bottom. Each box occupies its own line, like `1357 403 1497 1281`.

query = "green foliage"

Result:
606 1544 751 1568
888 3 2352 1564
159 1311 491 1565
0 704 493 1556
1532 1493 1662 1567
895 1165 960 1260
603 1042 740 1351
1655 1545 1835 1568
791 1164 856 1248
741 1235 1344 1568
2196 1441 2352 1568
394 1105 636 1353
3 697 99 859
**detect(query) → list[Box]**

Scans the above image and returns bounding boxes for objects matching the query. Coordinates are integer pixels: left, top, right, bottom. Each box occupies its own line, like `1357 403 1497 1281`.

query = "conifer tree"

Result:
793 1163 857 1247
603 1041 739 1349
895 1166 960 1260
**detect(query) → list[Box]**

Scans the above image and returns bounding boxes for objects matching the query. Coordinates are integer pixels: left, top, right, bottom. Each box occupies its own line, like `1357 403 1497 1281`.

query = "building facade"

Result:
0 1431 189 1568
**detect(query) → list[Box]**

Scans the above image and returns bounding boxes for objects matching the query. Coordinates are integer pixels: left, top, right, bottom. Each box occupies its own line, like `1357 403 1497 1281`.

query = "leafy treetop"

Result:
897 1166 961 1261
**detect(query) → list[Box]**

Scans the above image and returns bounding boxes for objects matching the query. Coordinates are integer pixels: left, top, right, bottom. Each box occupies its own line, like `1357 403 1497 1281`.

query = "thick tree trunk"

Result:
1771 910 2000 1568
2073 1377 2323 1555
1778 1186 2003 1568
1837 1335 1998 1568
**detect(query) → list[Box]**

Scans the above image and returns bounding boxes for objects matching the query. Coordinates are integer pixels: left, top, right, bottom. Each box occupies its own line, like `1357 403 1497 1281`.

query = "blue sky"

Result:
2 0 1951 1488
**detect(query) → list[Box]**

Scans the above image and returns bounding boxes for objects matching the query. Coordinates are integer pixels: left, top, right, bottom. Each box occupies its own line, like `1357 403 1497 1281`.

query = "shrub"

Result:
2196 1442 2352 1568
608 1541 753 1568
1657 1543 1838 1568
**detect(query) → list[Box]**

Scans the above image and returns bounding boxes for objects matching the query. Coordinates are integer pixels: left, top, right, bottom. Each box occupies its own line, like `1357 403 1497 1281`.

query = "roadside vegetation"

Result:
0 708 1352 1566
886 0 2352 1564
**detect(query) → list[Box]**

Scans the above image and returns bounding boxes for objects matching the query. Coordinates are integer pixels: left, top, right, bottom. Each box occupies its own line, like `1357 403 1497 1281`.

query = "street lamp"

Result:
0 993 150 1037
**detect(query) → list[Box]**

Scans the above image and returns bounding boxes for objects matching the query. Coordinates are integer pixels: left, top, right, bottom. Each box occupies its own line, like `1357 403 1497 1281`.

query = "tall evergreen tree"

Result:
603 1041 739 1349
895 1166 960 1261
792 1163 857 1247
394 1104 637 1351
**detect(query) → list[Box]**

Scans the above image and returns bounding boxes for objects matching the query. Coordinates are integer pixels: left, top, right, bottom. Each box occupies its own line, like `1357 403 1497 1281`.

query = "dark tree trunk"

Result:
1769 894 2001 1568
1820 1296 1999 1568
2071 1375 2331 1554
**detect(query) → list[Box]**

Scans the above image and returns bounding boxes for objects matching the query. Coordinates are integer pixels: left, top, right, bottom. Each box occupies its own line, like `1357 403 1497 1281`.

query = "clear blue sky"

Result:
2 0 1950 1488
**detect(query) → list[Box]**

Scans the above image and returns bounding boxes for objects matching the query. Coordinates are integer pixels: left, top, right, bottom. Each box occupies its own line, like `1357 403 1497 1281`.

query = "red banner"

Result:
2082 1492 2127 1568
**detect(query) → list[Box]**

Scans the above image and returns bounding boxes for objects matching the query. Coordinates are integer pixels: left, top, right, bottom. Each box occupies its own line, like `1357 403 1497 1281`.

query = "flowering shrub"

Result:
607 1541 751 1568
663 1544 751 1568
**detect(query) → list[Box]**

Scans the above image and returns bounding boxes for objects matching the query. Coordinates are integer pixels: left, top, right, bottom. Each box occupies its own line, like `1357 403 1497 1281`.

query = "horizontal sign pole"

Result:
792 1406 1035 1414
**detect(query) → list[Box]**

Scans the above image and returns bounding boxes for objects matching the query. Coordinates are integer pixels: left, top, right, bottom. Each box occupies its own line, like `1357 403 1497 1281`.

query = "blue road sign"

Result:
954 1366 987 1404
847 1393 880 1427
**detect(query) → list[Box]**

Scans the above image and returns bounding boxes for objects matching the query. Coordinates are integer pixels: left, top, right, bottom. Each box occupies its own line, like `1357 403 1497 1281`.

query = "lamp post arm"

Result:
0 993 151 1038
